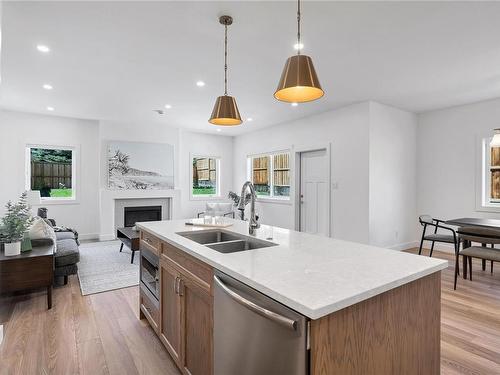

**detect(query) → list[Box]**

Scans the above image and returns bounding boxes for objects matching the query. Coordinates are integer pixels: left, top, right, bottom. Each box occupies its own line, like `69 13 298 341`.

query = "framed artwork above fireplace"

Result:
107 140 174 190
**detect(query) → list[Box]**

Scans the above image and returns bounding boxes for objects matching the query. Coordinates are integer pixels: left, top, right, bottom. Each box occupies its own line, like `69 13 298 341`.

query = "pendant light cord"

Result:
297 0 301 55
224 23 228 95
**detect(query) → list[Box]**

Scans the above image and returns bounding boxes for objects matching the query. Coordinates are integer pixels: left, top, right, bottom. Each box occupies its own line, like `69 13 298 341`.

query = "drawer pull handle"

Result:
178 278 184 296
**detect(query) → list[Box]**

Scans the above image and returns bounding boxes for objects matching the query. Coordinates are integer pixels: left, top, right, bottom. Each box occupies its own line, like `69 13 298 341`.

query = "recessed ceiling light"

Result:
37 45 50 53
196 81 205 87
43 84 53 90
291 102 298 107
293 43 304 50
46 106 54 111
164 104 172 109
216 129 222 132
247 118 253 122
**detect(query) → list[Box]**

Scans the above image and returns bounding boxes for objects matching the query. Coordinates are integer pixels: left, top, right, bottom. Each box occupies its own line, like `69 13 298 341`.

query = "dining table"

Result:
445 217 500 278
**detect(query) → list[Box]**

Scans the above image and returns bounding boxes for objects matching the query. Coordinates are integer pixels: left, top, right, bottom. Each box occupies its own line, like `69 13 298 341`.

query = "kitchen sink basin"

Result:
206 239 278 253
176 230 278 253
177 230 242 245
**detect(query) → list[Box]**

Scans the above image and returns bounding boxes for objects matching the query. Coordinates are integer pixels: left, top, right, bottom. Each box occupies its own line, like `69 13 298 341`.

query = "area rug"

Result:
77 240 139 296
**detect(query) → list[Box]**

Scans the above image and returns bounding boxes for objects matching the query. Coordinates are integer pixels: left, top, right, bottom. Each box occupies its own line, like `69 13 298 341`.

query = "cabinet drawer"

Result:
140 231 160 254
140 286 159 332
162 242 213 292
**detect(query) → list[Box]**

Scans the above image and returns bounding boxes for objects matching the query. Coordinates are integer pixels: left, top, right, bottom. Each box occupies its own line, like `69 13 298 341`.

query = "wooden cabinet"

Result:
179 274 213 375
156 237 213 375
160 259 182 366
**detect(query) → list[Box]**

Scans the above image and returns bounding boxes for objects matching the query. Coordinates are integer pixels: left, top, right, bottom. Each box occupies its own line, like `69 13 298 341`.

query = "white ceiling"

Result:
2 1 500 135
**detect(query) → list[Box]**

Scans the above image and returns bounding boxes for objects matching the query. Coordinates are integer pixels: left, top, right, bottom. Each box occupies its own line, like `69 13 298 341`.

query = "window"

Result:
249 152 290 199
192 157 219 197
26 145 75 200
491 146 500 203
485 139 500 205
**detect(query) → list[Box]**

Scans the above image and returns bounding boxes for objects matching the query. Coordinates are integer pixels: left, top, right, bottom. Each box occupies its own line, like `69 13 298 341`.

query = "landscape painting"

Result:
107 141 174 190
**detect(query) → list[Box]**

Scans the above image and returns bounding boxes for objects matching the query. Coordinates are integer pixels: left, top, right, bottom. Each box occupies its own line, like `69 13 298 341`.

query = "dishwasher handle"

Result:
214 275 298 331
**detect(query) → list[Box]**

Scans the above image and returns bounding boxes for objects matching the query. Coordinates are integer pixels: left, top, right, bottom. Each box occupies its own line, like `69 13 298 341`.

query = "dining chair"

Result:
455 227 500 290
418 215 459 257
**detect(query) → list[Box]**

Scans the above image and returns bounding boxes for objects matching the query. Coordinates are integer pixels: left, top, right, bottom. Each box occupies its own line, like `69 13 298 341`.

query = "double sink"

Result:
177 229 278 254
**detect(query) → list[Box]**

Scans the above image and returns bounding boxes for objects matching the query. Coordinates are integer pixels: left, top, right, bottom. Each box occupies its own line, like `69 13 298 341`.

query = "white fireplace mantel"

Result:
99 188 181 241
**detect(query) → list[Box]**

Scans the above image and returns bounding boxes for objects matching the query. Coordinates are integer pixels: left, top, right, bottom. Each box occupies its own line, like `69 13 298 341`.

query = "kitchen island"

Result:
137 218 447 375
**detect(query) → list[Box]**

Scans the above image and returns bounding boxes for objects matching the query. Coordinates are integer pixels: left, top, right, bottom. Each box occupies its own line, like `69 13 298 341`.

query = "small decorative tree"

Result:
1 192 34 243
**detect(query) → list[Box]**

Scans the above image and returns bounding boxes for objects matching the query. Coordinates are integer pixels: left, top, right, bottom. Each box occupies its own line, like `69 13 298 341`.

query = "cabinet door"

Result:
179 276 213 375
160 258 182 366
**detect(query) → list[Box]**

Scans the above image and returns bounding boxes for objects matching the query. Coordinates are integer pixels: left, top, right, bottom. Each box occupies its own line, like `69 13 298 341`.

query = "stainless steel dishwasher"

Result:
214 270 309 375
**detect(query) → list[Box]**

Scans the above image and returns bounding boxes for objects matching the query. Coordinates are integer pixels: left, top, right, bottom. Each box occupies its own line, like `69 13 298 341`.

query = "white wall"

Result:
233 102 371 244
417 98 500 233
0 109 100 239
369 102 417 249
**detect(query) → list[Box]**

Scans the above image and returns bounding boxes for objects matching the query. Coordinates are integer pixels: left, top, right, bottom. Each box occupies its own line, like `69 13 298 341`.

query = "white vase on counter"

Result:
4 241 21 256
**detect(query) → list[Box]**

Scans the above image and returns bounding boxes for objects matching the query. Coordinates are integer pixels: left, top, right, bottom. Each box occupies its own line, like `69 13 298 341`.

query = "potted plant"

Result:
1 192 34 256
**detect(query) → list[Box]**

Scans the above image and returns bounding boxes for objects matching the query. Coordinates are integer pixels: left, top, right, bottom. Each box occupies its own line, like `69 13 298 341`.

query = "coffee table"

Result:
117 227 140 264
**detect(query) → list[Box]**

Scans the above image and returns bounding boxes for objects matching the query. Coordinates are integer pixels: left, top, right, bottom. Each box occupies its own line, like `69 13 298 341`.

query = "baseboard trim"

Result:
79 233 100 241
99 233 115 241
388 241 419 251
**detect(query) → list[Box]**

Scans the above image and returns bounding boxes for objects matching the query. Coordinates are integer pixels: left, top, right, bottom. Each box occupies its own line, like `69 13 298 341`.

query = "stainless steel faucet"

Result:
237 181 260 235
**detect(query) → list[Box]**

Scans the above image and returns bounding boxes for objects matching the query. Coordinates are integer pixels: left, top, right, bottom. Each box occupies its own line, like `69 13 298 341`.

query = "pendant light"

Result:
491 129 500 147
274 0 324 103
209 15 242 126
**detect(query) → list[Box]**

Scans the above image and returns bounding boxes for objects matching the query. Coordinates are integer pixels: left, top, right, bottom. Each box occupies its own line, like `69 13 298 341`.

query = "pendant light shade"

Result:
491 129 500 147
209 15 242 126
274 55 323 103
275 0 324 103
209 95 242 125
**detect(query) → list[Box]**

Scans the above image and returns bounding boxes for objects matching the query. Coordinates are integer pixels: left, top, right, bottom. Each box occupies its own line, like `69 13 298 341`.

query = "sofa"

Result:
31 220 80 285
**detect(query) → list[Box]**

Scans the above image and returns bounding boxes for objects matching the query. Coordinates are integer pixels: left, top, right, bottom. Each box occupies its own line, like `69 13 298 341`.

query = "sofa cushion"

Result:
29 217 57 251
55 239 80 267
55 231 76 241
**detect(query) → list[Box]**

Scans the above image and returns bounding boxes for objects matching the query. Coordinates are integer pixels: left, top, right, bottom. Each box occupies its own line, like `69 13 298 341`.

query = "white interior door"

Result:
299 149 329 236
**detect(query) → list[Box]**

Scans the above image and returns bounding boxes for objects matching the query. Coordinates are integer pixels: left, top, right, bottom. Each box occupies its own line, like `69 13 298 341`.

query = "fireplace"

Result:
124 206 162 227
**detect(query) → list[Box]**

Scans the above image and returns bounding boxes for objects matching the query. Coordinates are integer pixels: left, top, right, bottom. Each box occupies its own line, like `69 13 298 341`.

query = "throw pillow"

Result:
29 217 57 252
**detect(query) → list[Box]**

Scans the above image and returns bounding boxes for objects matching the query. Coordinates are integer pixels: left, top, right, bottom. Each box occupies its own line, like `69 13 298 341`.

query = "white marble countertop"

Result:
137 219 448 319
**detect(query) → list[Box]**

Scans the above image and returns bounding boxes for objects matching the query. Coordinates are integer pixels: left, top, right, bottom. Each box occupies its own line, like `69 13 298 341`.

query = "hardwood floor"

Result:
408 248 500 375
0 249 499 374
0 278 180 375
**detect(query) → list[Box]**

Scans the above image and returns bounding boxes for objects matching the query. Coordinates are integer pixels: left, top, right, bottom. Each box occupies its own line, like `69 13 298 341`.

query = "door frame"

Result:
293 143 332 236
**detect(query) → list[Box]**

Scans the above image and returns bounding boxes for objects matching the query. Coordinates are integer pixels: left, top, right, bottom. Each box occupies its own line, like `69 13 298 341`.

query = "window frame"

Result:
247 150 291 202
190 154 221 200
25 143 78 204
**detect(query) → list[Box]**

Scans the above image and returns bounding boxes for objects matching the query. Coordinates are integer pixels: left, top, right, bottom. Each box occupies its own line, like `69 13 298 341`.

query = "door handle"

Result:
214 275 297 331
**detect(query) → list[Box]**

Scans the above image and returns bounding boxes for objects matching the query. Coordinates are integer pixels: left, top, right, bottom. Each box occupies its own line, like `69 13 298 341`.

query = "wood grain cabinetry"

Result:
159 258 182 366
179 273 213 375
141 230 213 375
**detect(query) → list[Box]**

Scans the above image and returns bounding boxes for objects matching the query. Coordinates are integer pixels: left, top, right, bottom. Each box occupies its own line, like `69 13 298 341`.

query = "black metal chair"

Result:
418 215 459 257
455 227 500 290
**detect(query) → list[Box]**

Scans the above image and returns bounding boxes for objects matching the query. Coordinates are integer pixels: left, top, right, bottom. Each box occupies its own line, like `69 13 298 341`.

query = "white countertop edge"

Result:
137 222 448 320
